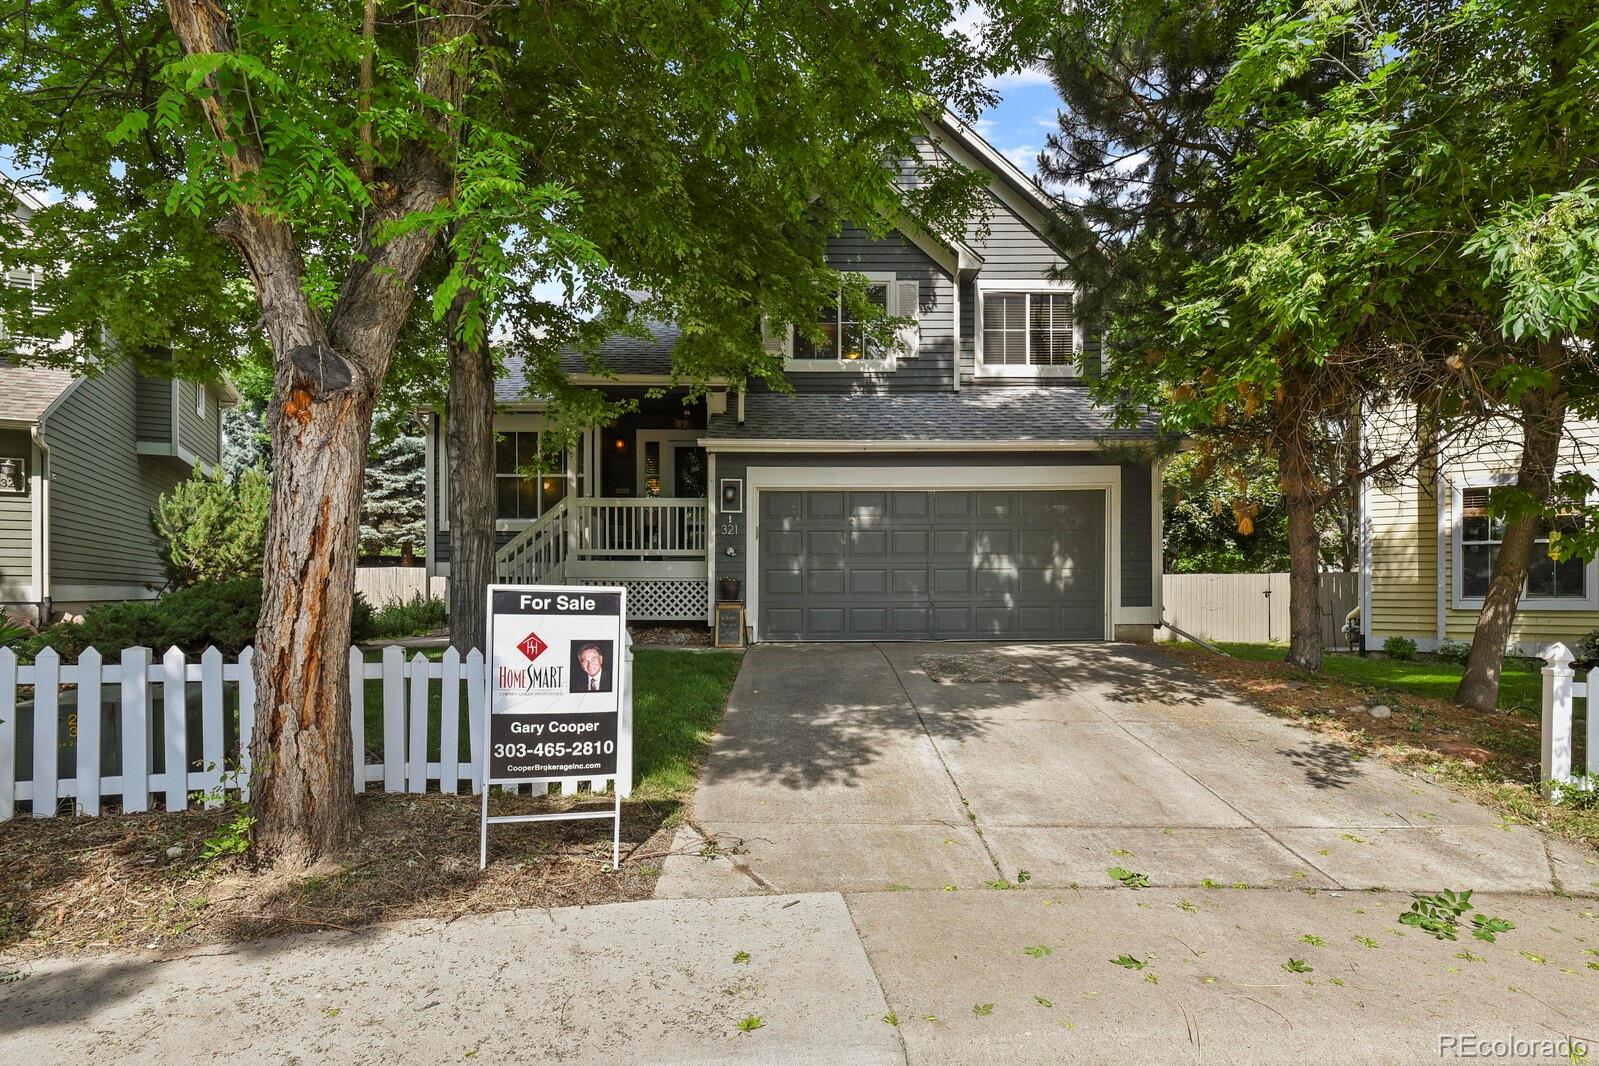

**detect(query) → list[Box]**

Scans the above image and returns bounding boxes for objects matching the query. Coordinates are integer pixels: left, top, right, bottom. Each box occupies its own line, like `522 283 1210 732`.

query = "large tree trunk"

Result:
446 326 496 656
165 0 476 866
1456 342 1568 711
1277 365 1325 671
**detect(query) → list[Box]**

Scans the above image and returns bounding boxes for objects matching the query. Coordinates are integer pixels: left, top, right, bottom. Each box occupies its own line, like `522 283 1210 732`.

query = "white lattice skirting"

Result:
577 578 709 622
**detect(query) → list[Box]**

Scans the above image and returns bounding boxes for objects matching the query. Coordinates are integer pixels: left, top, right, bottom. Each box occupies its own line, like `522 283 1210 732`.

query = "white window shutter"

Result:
760 316 790 358
893 279 920 358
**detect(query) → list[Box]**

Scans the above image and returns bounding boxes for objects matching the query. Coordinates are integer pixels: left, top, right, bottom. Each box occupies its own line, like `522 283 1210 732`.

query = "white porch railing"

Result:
496 498 570 584
1538 642 1599 792
0 640 634 821
576 497 708 558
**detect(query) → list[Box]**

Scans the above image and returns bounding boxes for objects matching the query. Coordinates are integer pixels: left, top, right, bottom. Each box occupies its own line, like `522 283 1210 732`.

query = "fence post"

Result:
349 646 366 794
121 647 151 813
200 647 224 807
77 646 103 816
237 647 255 802
1541 642 1575 789
438 646 461 795
0 647 15 821
32 647 59 818
381 645 405 792
408 651 430 793
1589 668 1599 780
163 646 188 811
465 648 484 795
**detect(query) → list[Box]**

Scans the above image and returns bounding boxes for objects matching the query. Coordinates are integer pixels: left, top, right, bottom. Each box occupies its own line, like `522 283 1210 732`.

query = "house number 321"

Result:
719 518 739 537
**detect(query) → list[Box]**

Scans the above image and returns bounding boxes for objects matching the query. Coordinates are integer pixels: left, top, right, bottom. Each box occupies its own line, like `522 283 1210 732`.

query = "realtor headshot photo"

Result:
569 640 614 694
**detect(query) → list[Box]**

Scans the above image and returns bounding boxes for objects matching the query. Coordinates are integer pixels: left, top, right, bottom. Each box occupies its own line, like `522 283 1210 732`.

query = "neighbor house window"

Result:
979 289 1076 372
495 430 567 521
791 282 890 362
195 383 206 419
1459 487 1585 600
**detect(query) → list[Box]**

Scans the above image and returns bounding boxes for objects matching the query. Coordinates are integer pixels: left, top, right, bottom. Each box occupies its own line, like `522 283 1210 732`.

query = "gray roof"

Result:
497 320 680 402
0 357 75 423
706 388 1158 443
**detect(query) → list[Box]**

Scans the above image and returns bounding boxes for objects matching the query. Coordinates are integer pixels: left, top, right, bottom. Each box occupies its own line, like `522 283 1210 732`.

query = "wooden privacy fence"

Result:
355 566 447 607
0 642 633 822
1159 571 1362 648
1538 643 1598 791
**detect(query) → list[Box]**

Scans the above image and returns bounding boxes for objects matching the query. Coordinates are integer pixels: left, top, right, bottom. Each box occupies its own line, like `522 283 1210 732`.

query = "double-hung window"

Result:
1456 485 1590 605
495 430 567 523
976 283 1078 377
784 272 916 370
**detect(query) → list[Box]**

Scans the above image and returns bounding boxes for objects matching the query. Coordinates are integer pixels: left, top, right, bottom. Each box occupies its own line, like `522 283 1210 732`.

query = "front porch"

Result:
492 389 714 623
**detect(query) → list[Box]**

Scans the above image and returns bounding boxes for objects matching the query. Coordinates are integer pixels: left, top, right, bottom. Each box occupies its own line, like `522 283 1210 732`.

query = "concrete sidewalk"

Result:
0 894 902 1065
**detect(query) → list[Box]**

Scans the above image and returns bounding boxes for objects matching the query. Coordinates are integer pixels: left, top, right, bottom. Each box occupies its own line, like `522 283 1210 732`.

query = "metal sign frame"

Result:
479 583 629 870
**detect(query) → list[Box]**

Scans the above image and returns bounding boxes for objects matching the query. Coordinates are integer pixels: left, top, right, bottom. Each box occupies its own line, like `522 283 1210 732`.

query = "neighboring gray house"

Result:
424 115 1164 643
2 190 239 622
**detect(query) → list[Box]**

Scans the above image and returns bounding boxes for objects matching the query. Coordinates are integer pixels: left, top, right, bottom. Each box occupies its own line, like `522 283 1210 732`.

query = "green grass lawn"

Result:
358 646 743 801
1201 642 1545 715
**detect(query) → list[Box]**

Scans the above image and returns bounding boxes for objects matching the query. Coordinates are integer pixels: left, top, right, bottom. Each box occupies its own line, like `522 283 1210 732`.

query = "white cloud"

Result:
1002 144 1040 175
988 66 1053 91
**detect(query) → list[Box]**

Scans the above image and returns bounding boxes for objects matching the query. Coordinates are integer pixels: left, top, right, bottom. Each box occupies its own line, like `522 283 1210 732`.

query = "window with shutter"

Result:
785 272 900 370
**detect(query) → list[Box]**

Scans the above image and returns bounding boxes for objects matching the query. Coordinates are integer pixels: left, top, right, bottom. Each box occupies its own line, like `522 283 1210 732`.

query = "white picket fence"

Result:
0 641 632 821
1539 642 1599 791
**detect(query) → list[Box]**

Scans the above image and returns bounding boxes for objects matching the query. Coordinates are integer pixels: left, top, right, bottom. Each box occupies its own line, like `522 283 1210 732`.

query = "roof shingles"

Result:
0 357 74 423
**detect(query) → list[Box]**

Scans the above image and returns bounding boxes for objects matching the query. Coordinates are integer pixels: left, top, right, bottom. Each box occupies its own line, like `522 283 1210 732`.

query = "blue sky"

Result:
970 70 1063 182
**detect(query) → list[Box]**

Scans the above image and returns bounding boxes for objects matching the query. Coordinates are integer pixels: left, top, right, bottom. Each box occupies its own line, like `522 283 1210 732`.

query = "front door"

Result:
636 431 706 498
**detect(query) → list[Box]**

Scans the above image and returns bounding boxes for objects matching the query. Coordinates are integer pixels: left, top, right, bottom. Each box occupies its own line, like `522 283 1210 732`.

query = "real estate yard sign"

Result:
480 584 629 869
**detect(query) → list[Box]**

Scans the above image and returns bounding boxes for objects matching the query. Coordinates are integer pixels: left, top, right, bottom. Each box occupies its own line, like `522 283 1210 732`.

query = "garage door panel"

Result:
807 569 845 595
892 569 930 595
933 529 971 556
892 492 930 519
850 569 888 595
766 492 804 518
808 492 846 519
759 486 1106 641
891 529 929 556
850 529 888 557
765 568 803 596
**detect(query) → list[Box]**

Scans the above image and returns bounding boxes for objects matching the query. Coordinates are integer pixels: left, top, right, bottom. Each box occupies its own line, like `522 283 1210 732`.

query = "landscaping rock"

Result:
1369 705 1392 719
165 845 184 859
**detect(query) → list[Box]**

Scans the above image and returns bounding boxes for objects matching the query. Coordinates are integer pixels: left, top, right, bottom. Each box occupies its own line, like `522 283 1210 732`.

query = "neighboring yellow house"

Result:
1362 417 1599 656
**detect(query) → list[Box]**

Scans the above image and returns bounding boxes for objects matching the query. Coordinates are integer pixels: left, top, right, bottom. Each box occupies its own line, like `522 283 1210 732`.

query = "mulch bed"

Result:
0 790 689 963
627 622 714 648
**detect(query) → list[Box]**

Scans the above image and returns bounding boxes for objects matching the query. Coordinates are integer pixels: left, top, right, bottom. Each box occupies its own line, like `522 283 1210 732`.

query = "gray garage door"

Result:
757 489 1106 641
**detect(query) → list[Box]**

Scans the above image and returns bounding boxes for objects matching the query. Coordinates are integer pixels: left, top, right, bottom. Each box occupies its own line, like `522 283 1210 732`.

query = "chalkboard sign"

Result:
715 602 745 648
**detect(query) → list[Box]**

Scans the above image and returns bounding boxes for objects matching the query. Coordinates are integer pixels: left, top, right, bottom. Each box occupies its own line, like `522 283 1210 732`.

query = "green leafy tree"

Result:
1 0 1016 862
153 466 270 587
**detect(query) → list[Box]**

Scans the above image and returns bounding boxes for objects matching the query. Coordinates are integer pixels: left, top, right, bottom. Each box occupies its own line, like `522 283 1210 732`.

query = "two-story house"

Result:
422 115 1164 643
1 187 239 623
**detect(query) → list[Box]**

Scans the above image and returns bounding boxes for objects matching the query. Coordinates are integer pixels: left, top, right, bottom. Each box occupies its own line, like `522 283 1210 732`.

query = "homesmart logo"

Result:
498 630 564 692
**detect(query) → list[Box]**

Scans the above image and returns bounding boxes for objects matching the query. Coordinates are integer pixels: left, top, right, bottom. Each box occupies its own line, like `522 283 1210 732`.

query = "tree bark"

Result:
1277 364 1325 671
446 323 496 657
1455 342 1569 711
165 0 476 866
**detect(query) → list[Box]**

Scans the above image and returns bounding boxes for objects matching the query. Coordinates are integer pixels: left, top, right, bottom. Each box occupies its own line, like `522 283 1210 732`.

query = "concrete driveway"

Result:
655 641 1599 1063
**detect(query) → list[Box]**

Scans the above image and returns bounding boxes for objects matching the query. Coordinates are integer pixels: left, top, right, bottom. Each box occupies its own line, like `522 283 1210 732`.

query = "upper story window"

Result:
1455 485 1592 607
495 430 567 522
975 282 1078 378
783 271 916 372
195 382 206 419
792 282 889 363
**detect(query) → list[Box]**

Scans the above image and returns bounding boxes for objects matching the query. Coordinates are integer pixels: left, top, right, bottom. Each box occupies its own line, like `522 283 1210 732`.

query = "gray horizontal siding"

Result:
45 362 182 591
0 428 32 592
712 451 1155 616
177 381 220 465
775 226 954 395
135 373 170 443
